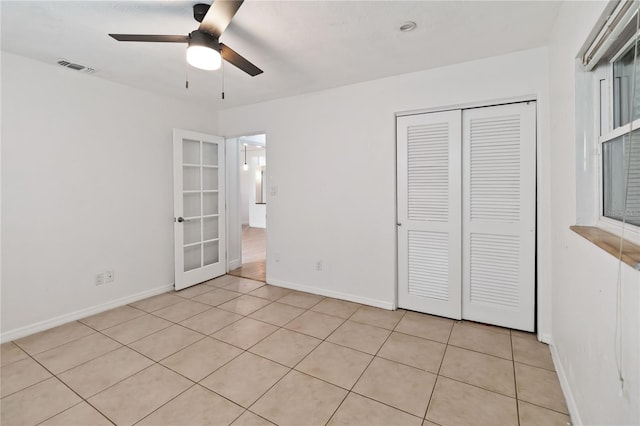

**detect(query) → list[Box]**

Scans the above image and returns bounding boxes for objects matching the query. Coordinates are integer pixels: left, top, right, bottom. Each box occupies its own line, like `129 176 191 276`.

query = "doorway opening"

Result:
229 134 266 281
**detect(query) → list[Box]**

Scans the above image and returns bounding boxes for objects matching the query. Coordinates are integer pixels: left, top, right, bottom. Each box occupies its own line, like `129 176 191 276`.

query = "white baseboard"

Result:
228 259 241 271
539 332 552 344
0 284 174 343
549 340 582 426
266 278 395 310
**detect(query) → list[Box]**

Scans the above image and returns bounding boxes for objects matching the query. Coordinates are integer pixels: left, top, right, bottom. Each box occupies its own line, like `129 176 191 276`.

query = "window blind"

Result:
581 0 639 71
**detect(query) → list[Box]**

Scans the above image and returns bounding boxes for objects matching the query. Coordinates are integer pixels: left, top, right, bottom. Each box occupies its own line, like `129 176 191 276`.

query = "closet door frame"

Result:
395 98 538 332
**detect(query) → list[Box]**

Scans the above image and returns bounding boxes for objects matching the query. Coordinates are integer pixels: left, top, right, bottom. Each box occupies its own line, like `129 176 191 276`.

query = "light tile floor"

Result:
1 275 571 426
229 226 266 282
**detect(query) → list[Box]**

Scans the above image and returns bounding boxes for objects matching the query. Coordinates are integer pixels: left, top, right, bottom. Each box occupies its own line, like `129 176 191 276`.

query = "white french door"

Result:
397 102 536 331
397 110 462 319
173 129 226 291
462 102 536 331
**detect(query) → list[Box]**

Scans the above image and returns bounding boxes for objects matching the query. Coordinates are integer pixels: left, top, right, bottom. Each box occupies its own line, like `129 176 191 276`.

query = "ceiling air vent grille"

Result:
57 59 95 73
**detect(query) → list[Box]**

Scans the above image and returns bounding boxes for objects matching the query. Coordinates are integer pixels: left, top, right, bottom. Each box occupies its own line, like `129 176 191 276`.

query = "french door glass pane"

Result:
183 166 200 191
203 168 219 190
203 241 219 266
203 192 219 215
203 216 219 240
183 193 200 218
183 139 200 164
184 244 201 272
184 219 201 245
603 130 640 226
203 142 218 165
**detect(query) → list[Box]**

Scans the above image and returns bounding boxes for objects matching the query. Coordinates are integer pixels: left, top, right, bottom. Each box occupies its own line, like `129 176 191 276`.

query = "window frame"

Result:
595 39 640 243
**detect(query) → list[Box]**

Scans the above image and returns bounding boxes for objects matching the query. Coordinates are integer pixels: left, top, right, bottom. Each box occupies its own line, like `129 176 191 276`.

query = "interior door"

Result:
173 129 226 290
397 110 462 319
462 102 536 331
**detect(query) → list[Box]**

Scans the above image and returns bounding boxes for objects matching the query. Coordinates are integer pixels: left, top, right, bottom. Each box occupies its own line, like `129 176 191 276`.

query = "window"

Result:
612 44 640 127
582 1 640 235
599 43 640 228
602 129 640 226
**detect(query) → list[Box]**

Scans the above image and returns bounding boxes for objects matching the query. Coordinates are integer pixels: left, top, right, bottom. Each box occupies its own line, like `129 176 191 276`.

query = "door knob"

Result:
177 217 184 223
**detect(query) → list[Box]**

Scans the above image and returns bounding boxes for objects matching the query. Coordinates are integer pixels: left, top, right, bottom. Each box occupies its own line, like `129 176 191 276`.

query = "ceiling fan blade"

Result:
199 0 244 38
220 43 263 76
109 34 189 43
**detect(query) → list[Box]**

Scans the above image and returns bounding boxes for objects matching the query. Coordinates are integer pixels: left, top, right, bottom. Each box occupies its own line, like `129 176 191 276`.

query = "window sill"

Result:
570 225 640 270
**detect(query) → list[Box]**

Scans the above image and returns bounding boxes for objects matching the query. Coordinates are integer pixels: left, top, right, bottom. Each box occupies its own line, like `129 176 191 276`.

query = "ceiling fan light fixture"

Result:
187 45 221 70
186 30 221 70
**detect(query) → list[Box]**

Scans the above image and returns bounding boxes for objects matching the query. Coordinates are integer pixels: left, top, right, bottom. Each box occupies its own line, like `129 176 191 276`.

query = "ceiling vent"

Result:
57 59 95 74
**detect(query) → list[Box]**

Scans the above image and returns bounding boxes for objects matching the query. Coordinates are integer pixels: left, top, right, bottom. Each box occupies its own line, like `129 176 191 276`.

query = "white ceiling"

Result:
1 1 562 110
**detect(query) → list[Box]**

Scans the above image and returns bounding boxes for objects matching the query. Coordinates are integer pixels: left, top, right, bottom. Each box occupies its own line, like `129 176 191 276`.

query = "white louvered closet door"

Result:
462 102 536 331
397 110 462 319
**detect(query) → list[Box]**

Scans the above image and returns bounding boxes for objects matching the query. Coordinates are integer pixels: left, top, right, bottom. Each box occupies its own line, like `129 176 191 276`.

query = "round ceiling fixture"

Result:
186 30 222 70
400 21 417 32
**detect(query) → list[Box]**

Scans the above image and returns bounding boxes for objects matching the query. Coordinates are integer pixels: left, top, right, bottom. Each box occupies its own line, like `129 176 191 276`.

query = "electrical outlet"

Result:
105 270 114 283
270 186 278 196
315 260 323 271
275 253 281 263
95 272 105 286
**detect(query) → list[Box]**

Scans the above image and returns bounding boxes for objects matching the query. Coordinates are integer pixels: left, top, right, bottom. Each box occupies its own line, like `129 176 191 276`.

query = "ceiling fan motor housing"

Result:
189 30 220 51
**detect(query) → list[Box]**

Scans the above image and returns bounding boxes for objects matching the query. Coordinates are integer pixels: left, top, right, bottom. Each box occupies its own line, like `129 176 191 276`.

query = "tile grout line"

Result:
129 382 200 426
510 330 521 426
75 283 268 425
158 290 548 402
423 318 456 423
237 297 360 422
4 276 557 426
33 400 117 426
14 346 119 426
12 328 96 360
5 292 419 425
53 321 209 421
434 372 520 400
324 309 413 425
3 278 266 425
238 295 333 417
191 288 330 416
105 299 522 425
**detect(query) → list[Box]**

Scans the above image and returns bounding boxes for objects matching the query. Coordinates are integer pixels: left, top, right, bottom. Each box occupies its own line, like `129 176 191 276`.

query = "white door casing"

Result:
173 129 226 291
397 110 462 319
462 102 536 331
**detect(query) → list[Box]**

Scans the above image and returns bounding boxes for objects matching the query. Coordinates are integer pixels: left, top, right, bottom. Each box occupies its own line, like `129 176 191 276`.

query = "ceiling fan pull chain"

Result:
185 60 189 89
221 58 225 100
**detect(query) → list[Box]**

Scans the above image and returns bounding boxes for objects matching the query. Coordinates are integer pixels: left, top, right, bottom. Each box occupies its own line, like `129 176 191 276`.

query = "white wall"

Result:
1 52 218 341
219 47 552 316
240 148 251 225
547 2 639 424
226 138 242 271
240 149 266 228
249 205 266 229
